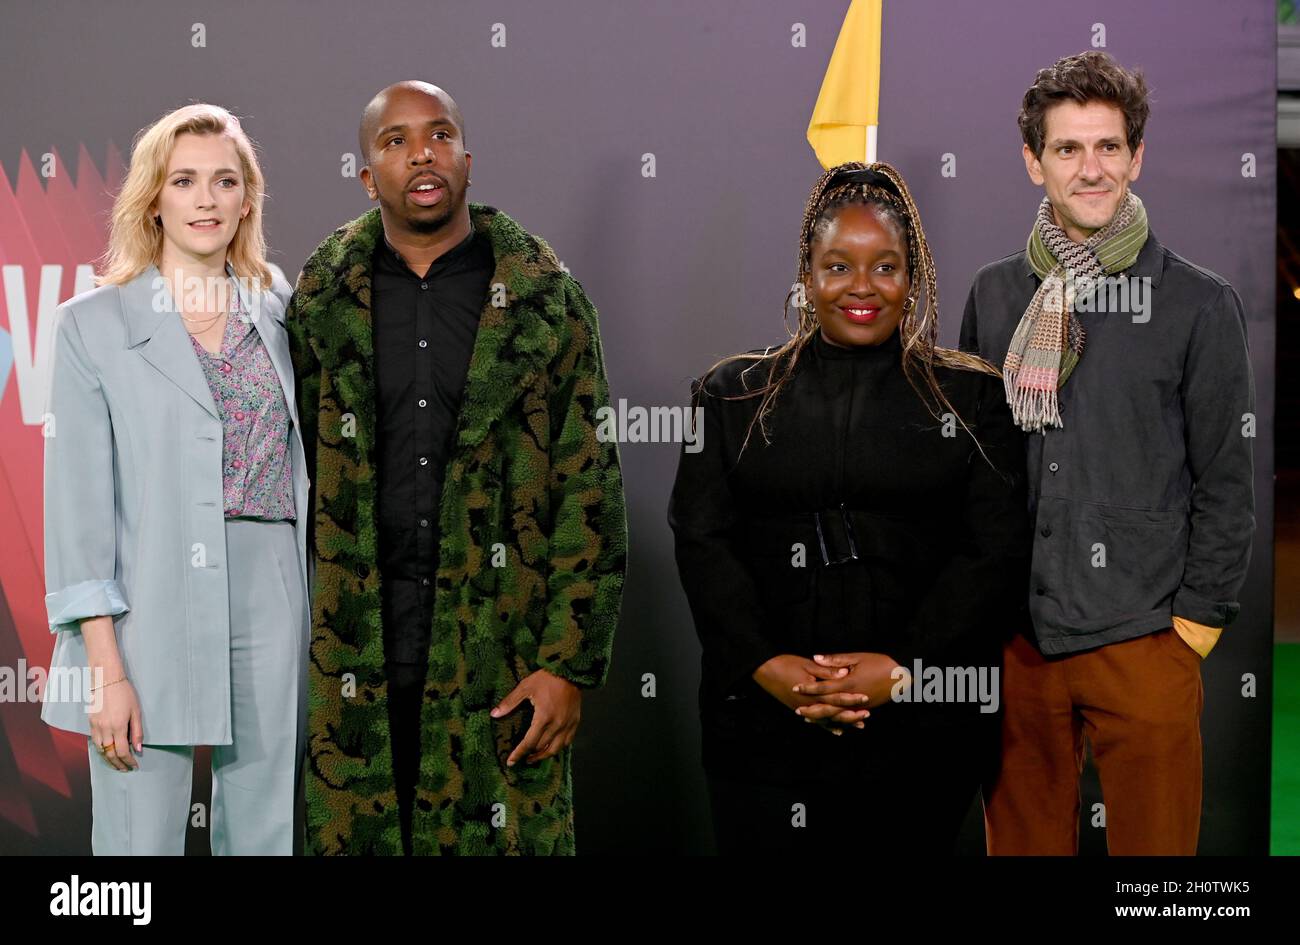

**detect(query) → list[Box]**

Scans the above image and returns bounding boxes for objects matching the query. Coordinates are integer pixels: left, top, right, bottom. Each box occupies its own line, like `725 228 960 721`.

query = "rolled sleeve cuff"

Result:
45 579 129 632
1172 586 1239 629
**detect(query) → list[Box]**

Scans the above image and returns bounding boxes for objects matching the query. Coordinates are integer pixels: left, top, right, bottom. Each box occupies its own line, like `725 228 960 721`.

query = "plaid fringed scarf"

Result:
1002 192 1148 432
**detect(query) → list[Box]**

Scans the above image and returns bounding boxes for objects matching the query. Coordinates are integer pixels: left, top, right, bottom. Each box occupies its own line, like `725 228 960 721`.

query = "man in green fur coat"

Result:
285 81 627 854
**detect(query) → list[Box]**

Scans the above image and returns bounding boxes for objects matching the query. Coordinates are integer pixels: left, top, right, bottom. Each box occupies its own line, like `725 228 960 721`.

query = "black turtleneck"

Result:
808 327 902 359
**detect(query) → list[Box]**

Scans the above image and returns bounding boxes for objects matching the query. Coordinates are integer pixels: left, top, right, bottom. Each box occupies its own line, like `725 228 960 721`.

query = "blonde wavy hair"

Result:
98 103 271 287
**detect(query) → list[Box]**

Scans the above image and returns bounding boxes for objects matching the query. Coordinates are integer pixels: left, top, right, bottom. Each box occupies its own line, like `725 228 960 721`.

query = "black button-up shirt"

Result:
959 229 1256 656
372 223 494 664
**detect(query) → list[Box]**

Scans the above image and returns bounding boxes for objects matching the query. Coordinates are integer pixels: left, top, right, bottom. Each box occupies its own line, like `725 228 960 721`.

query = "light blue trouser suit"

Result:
86 519 307 855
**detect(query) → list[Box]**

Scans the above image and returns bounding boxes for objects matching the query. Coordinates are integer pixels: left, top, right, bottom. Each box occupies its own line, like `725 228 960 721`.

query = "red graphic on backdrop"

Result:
0 143 123 841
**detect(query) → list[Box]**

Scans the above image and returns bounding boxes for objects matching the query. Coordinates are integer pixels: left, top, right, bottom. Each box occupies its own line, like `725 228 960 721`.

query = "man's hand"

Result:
793 652 907 724
492 669 581 766
752 654 871 735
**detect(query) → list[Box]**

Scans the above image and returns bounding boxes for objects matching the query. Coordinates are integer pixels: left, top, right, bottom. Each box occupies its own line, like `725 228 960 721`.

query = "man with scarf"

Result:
960 52 1255 854
286 81 627 855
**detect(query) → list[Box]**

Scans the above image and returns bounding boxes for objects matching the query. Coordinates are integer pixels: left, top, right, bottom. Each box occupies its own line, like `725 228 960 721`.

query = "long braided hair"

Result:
698 160 998 459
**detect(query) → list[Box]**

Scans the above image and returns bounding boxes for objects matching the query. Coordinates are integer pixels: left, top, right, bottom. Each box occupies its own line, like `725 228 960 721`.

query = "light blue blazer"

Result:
39 263 310 745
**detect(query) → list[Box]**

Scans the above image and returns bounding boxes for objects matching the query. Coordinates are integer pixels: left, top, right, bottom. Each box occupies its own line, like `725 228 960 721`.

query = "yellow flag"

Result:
807 0 883 168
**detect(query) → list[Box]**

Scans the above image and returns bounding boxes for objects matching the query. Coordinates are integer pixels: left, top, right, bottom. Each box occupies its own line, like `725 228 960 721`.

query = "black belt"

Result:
745 504 931 570
812 503 861 567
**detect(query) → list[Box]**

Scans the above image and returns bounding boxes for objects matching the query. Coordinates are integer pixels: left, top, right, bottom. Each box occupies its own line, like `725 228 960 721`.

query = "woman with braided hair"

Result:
668 161 1031 853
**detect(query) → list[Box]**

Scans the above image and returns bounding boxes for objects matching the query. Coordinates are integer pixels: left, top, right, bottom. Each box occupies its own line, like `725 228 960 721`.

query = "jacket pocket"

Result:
1059 503 1189 629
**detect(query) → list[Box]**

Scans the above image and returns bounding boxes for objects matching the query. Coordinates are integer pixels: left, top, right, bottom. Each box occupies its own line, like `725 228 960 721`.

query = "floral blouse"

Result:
187 292 296 521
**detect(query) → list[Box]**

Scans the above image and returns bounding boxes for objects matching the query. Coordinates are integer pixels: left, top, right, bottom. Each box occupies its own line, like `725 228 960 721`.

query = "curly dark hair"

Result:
1018 51 1150 158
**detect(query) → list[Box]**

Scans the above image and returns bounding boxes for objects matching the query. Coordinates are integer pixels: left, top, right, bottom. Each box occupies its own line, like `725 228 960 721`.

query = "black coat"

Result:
668 329 1031 784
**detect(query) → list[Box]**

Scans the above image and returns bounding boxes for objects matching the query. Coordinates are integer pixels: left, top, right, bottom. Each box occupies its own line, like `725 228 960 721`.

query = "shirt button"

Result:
232 459 244 469
418 339 428 348
1049 462 1059 473
221 362 233 374
234 411 245 421
421 282 428 290
418 398 427 408
421 577 430 586
1040 525 1052 537
419 456 428 466
419 518 429 528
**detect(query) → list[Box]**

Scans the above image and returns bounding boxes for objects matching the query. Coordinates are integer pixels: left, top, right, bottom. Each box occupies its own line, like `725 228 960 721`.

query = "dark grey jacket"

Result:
959 230 1255 655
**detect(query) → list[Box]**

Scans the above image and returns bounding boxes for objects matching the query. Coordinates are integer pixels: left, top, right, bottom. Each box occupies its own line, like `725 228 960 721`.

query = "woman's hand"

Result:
752 654 872 735
88 678 142 772
80 615 140 770
792 652 908 725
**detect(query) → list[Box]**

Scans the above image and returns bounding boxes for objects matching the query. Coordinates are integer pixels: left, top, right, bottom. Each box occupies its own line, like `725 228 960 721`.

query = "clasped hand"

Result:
752 652 908 735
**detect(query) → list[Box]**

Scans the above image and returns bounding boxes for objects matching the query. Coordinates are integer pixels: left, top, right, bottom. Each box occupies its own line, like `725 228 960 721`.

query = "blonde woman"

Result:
39 104 309 854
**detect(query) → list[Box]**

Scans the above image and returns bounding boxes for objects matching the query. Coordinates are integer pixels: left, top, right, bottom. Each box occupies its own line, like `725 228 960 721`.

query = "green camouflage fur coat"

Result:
285 203 627 855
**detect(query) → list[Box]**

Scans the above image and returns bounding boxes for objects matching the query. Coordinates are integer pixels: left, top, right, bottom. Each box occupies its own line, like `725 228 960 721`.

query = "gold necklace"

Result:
180 308 228 322
172 273 238 336
181 288 236 332
183 311 227 334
